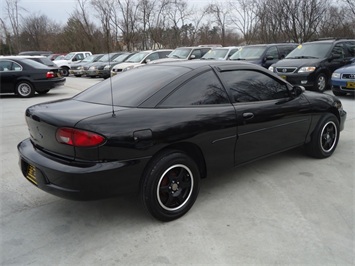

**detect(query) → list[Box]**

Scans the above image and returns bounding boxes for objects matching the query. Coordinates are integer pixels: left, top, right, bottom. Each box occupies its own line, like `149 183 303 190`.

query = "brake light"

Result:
56 128 105 147
46 71 55 78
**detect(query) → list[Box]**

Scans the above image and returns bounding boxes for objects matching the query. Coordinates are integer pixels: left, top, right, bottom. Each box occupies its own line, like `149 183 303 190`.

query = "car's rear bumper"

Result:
33 78 66 91
18 138 149 200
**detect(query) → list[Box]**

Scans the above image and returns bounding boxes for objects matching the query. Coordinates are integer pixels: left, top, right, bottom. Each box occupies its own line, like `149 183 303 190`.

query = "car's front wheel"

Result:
16 81 35 98
141 150 200 221
315 73 328 92
305 113 339 158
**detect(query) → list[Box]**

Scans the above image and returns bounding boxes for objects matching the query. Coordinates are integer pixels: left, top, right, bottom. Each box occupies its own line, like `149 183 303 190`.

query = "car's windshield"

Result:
74 65 190 107
64 52 75 60
81 55 95 62
113 53 131 63
202 49 229 59
97 53 118 62
125 52 149 63
167 48 191 59
286 43 332 59
230 46 266 60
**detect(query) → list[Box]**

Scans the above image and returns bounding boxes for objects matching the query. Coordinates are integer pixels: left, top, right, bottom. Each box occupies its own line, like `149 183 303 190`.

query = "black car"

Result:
18 61 346 221
269 39 355 92
0 57 65 97
229 43 298 68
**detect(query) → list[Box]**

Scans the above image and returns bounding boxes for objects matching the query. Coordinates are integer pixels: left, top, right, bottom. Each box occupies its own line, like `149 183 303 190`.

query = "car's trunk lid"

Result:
25 99 118 161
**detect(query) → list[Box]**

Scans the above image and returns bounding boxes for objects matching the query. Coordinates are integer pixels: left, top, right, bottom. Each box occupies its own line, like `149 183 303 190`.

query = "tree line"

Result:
1 0 354 55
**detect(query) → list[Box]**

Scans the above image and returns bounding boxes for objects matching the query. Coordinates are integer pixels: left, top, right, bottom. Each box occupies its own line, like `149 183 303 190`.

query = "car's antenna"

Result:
107 29 115 117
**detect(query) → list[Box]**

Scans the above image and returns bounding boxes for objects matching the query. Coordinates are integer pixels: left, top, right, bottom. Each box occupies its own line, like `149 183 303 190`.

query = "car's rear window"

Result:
74 65 190 107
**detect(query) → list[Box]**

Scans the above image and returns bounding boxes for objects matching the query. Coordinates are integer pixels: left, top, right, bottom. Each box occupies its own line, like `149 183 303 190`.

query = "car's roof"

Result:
305 39 355 44
148 59 257 70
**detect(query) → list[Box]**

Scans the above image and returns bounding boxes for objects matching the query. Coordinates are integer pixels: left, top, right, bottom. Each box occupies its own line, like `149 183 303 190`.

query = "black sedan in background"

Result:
18 61 346 221
0 57 65 97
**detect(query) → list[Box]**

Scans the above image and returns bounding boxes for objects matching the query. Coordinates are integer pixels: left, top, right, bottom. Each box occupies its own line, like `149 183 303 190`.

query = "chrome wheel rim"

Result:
156 164 193 211
317 76 326 91
18 83 31 96
320 121 337 153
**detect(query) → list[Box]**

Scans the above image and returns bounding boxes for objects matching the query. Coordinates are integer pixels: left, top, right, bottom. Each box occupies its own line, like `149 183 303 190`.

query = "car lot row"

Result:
1 39 354 98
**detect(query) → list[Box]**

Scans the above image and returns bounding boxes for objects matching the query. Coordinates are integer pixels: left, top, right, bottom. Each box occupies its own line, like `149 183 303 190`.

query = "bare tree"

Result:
205 1 230 46
4 0 26 53
229 0 259 44
342 0 355 16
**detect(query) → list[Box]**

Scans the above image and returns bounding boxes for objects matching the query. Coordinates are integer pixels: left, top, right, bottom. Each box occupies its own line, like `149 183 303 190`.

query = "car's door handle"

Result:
243 112 254 120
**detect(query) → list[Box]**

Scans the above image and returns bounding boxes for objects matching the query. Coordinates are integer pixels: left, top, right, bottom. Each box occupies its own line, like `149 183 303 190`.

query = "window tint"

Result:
344 41 355 57
74 65 190 107
221 70 289 102
332 44 345 59
158 51 171 58
160 70 229 106
191 49 202 59
265 46 278 59
146 52 159 61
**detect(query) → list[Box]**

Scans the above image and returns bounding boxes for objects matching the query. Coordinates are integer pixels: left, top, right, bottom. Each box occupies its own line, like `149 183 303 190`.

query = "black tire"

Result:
305 113 339 158
15 81 35 98
74 74 82 77
141 150 200 221
314 73 328 93
37 90 49 95
60 67 69 77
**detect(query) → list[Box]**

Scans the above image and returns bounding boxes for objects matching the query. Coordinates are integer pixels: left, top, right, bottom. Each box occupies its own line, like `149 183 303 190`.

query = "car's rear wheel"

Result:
141 150 200 221
315 73 328 92
60 67 69 77
16 81 35 98
305 113 339 158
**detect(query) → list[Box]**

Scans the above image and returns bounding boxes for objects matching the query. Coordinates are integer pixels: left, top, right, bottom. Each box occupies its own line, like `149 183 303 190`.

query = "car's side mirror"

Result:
190 55 196 59
331 53 341 60
265 55 274 61
291 85 305 97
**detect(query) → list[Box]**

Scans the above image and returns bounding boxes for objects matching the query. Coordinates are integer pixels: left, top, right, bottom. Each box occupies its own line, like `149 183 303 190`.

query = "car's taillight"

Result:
46 71 55 78
56 128 105 147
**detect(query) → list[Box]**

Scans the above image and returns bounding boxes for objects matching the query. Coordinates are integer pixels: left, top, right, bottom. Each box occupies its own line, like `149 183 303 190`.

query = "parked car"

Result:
18 60 346 221
111 50 172 75
54 51 92 76
201 46 240 60
47 53 66 61
230 43 297 68
0 57 65 97
149 47 212 64
85 52 124 78
100 52 136 79
18 55 58 67
331 62 355 96
69 54 104 77
19 51 53 56
268 39 355 92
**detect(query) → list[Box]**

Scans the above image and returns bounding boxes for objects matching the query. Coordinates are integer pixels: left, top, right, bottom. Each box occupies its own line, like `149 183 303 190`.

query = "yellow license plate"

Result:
280 75 287 80
26 164 38 185
346 81 355 89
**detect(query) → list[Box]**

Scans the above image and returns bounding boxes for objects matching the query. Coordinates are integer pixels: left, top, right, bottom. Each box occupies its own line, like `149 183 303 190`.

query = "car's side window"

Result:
146 52 159 61
160 70 230 107
332 44 345 59
344 41 355 57
191 49 202 59
0 61 21 71
221 70 290 103
265 46 278 59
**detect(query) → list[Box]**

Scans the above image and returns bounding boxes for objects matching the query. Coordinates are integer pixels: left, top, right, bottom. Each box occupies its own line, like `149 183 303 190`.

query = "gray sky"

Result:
18 0 213 25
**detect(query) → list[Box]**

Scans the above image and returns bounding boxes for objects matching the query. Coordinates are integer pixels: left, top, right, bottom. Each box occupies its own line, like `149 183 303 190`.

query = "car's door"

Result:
218 68 311 165
0 60 22 93
158 68 237 170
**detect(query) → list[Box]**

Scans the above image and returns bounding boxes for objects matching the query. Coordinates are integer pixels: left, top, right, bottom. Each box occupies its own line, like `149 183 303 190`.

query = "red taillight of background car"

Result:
56 128 106 147
46 71 55 78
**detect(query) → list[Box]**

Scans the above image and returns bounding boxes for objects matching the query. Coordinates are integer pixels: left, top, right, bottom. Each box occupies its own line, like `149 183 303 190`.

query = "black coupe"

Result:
0 57 65 97
18 61 347 221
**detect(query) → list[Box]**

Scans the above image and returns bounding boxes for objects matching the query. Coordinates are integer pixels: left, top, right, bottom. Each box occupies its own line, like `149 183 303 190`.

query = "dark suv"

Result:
229 43 297 68
269 39 355 92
